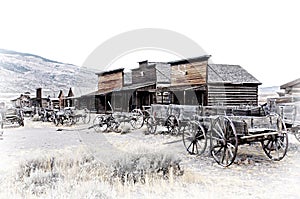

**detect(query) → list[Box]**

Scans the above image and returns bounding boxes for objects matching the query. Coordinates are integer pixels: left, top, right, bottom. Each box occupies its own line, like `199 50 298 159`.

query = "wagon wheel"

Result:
166 115 180 136
93 115 108 132
82 109 91 124
18 118 24 127
145 116 157 135
111 120 121 133
130 109 144 129
183 121 207 155
54 117 60 126
64 116 74 127
261 116 288 161
210 116 238 167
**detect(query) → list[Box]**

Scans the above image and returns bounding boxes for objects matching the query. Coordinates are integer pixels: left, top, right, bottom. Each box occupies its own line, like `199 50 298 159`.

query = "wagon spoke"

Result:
195 142 199 154
225 149 230 165
270 140 274 150
211 136 224 142
215 123 225 138
187 142 193 151
212 128 224 139
220 148 227 164
213 145 223 156
195 132 205 140
191 143 195 154
265 139 271 149
277 138 285 149
274 141 280 159
223 119 228 137
227 143 235 158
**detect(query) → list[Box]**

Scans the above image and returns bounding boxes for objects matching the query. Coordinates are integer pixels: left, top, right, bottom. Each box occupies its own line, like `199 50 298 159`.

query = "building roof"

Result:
168 55 211 65
280 78 300 89
208 64 261 85
118 81 156 91
67 88 74 97
95 68 124 76
58 90 64 98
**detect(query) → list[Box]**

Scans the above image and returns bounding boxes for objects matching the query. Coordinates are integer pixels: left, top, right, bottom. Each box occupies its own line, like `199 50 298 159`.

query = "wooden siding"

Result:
98 71 123 93
207 84 258 106
131 65 156 84
171 61 207 86
284 84 300 96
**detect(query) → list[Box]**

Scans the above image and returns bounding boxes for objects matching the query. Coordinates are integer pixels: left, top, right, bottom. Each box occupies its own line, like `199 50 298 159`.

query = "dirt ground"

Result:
0 117 300 198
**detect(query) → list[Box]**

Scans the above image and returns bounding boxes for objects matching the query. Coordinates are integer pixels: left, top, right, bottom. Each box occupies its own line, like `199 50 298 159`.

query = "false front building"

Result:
93 55 261 113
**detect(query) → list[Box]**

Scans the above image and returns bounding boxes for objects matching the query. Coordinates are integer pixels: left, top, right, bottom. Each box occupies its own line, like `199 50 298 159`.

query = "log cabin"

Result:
167 56 261 106
206 64 261 106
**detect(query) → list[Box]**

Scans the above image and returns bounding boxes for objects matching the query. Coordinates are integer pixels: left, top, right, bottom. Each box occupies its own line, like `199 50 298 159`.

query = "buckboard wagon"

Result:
208 114 287 167
2 108 24 127
145 104 288 167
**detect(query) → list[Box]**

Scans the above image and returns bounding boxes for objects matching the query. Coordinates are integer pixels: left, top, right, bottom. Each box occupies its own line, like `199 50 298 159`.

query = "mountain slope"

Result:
0 49 97 101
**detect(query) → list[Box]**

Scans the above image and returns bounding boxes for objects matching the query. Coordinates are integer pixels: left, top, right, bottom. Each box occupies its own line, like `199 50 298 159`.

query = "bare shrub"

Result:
12 149 183 197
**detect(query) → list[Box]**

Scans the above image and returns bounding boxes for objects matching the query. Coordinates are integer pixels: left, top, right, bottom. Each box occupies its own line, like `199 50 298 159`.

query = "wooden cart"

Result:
276 103 300 142
183 107 288 167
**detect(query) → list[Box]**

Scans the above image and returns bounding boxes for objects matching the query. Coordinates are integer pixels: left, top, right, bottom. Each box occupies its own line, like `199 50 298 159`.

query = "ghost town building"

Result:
79 55 261 113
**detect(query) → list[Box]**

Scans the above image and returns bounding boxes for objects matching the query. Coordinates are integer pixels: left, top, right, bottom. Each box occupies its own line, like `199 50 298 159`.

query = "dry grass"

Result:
0 147 186 198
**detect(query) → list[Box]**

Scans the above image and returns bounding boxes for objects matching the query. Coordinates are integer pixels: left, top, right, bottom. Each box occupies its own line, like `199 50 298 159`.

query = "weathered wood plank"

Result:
171 61 207 86
132 65 156 84
98 71 123 93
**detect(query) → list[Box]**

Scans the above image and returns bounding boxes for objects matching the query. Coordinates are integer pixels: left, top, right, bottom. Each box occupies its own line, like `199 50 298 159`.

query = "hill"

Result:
0 49 97 102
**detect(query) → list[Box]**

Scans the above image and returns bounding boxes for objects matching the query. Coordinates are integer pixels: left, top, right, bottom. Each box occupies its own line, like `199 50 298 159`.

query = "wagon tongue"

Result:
163 139 182 145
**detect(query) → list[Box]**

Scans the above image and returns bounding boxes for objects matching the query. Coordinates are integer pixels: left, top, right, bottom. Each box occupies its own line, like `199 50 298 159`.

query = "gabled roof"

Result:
67 88 74 97
208 64 261 85
280 78 300 89
58 90 64 98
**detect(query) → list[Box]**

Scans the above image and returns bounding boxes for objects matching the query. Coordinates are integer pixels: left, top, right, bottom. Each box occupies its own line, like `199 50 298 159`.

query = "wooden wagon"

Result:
145 104 203 136
93 107 144 133
276 102 300 142
183 105 288 167
2 108 24 127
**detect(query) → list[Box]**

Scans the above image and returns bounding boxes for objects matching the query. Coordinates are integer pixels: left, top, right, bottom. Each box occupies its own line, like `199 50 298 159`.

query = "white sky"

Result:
0 0 299 87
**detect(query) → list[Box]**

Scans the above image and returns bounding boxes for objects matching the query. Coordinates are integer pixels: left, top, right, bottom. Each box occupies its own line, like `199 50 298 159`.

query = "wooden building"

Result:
32 88 56 108
167 56 210 105
207 64 261 106
65 88 75 107
280 78 300 97
166 56 261 106
112 61 171 112
90 55 261 112
94 68 125 113
11 92 32 108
